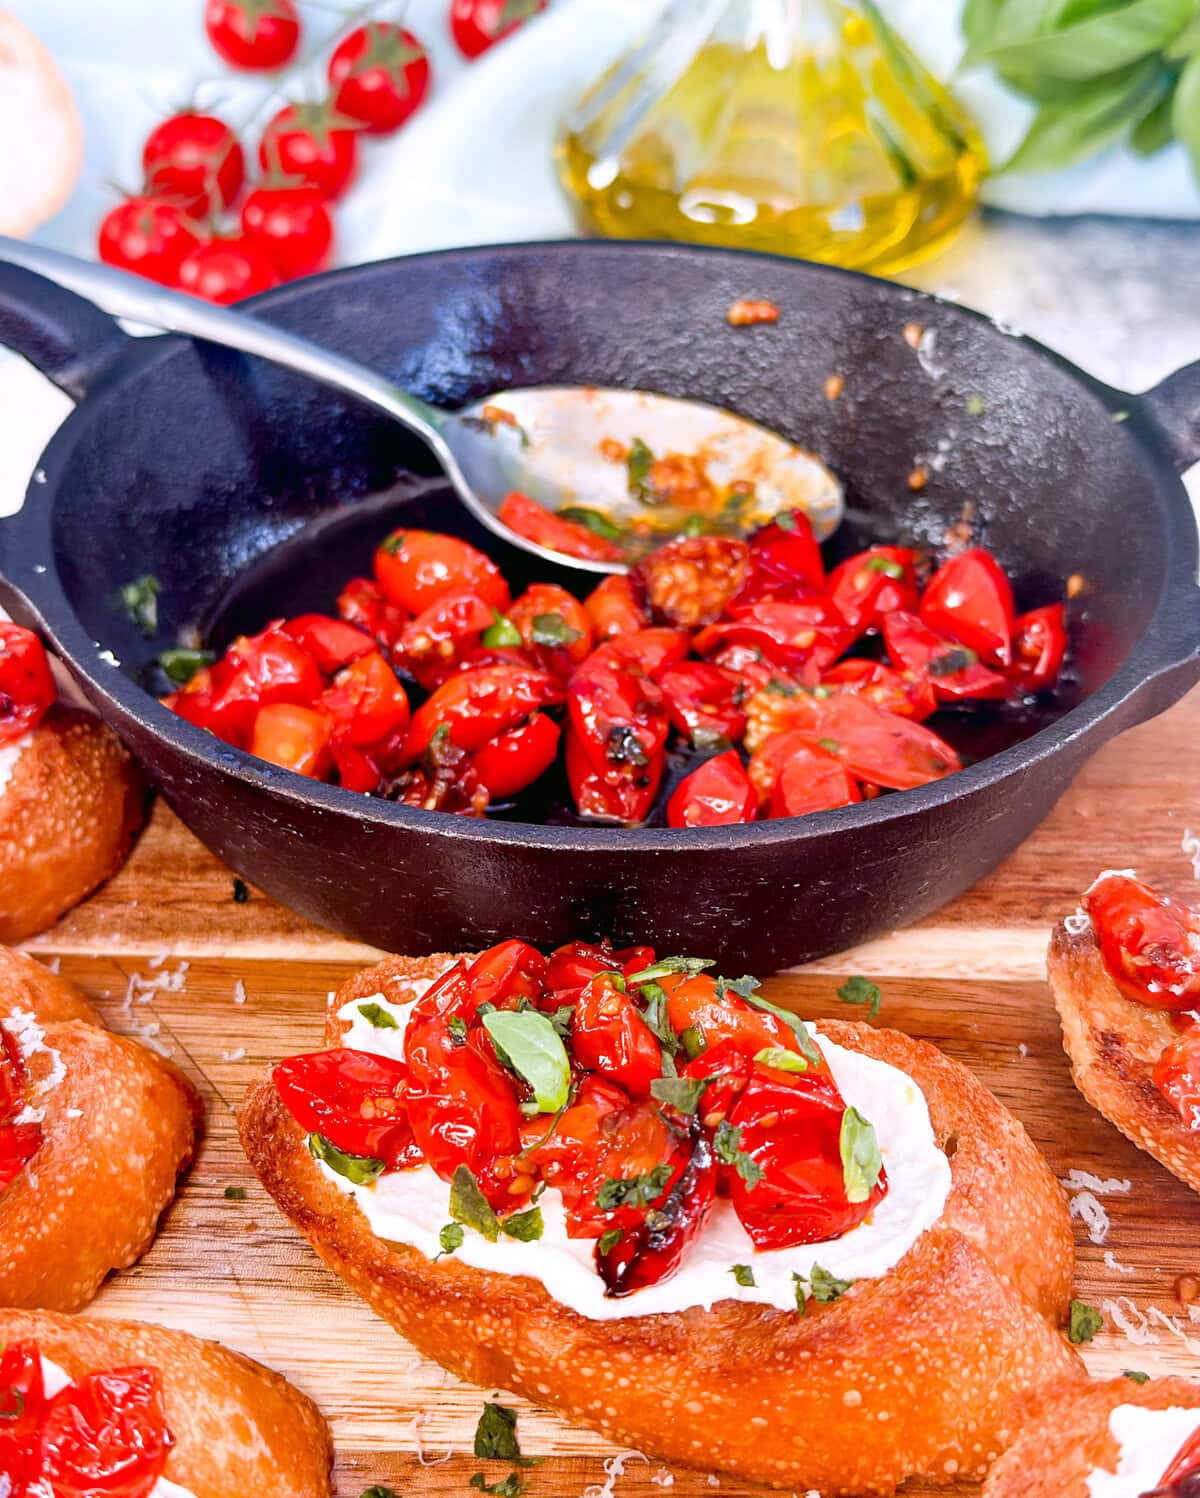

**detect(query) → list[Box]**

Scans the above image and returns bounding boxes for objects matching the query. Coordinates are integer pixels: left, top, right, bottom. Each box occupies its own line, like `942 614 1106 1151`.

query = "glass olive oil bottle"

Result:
556 0 986 274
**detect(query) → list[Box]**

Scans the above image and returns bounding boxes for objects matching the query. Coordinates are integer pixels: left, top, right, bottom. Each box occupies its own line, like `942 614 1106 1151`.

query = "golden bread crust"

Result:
0 1307 333 1497
241 957 1079 1494
0 707 145 943
1049 922 1200 1193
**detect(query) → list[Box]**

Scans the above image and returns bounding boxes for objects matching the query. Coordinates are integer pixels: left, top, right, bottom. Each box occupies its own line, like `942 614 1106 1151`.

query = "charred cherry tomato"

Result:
396 727 489 816
695 599 854 675
727 1062 886 1250
655 661 746 746
584 574 648 640
249 703 333 778
451 0 549 57
498 492 625 564
38 1366 174 1498
797 693 961 792
375 529 509 616
274 1049 418 1167
328 22 431 135
397 588 496 691
321 651 410 748
471 713 560 800
920 547 1015 667
635 536 749 629
258 102 359 202
0 624 56 743
0 1340 44 1488
142 112 245 218
662 971 800 1059
822 658 937 722
740 510 825 600
667 750 757 829
882 611 1008 702
1161 1425 1200 1484
171 622 322 748
240 184 334 281
404 663 563 760
505 583 594 674
337 576 409 652
1010 603 1067 693
205 0 299 69
282 614 374 674
826 546 918 633
748 733 862 818
1083 873 1200 1010
599 1127 716 1297
565 726 663 825
0 1123 42 1194
544 941 656 1003
572 972 664 1098
568 650 670 774
1153 1026 1200 1131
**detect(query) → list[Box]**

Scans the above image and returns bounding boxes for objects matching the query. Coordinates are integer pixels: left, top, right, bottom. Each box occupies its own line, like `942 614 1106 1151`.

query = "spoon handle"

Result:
0 236 451 457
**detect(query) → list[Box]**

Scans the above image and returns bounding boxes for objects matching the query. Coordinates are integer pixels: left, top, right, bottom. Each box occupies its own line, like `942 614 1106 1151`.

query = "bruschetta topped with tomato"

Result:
242 937 1079 1493
1049 871 1200 1194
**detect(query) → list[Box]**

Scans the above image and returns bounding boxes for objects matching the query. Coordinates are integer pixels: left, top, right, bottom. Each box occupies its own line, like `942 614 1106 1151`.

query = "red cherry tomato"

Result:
695 598 855 675
655 661 746 746
920 547 1016 667
0 1340 44 1489
565 727 663 825
826 546 918 633
249 703 333 778
375 529 509 616
205 0 299 69
404 663 562 760
1161 1422 1200 1484
740 510 826 601
321 650 410 748
822 658 937 722
177 237 279 304
258 103 358 201
328 22 432 135
571 971 663 1097
504 583 594 673
667 750 757 829
599 629 692 680
0 1123 42 1193
566 650 669 823
748 733 863 818
274 1048 418 1166
543 941 656 1003
337 576 409 652
497 492 624 564
1083 873 1200 1010
584 574 648 640
142 113 244 218
38 1366 174 1498
396 588 496 690
881 611 1009 702
662 971 799 1059
1010 603 1067 692
282 614 374 674
451 0 549 58
169 622 322 748
741 681 824 755
635 536 749 629
472 712 560 800
240 185 334 280
796 693 961 792
460 939 549 1011
97 197 201 287
598 1126 716 1298
0 624 56 742
1154 1026 1200 1131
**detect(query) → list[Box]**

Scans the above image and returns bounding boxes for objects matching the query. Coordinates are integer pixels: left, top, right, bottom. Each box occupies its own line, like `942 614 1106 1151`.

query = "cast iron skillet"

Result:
0 241 1198 971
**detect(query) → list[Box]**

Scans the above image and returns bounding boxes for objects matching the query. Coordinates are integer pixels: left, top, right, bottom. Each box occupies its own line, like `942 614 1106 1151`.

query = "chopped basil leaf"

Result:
817 737 841 754
650 1075 709 1115
545 1005 574 1042
681 514 706 537
473 1402 540 1466
450 1165 501 1243
360 1488 400 1498
639 981 680 1068
753 1046 807 1073
627 436 657 505
837 975 882 1018
530 613 584 649
865 555 905 579
733 985 822 1066
809 1264 852 1302
223 1185 247 1201
792 1271 808 1314
1122 1369 1149 1384
775 510 798 532
231 877 250 904
928 646 977 677
730 1263 755 1287
596 1163 673 1212
357 1001 398 1030
681 1024 705 1060
448 1015 468 1045
470 1475 527 1497
482 611 523 649
558 505 623 542
1068 1299 1103 1345
437 1222 465 1257
840 1106 883 1204
606 724 650 767
308 1133 385 1186
712 1120 764 1188
715 974 761 1001
501 1206 544 1242
597 1227 623 1256
158 646 214 686
481 1009 571 1113
628 957 715 984
380 532 405 555
120 574 161 637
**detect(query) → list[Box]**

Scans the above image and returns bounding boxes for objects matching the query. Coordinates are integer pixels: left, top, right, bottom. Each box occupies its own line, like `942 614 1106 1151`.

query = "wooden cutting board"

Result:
22 686 1200 1498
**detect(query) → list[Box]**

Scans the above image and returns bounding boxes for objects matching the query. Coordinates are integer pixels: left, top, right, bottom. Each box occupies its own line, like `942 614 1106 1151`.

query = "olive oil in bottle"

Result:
556 0 986 275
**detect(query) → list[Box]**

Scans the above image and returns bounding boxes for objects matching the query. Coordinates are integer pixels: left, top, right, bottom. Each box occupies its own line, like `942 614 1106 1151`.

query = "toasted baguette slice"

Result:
984 1374 1200 1496
0 948 200 1311
0 707 145 943
0 1308 332 1496
0 10 83 236
242 954 1079 1495
1049 921 1200 1193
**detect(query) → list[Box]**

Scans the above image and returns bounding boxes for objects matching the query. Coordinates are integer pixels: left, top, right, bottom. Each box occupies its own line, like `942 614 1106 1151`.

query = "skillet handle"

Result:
0 260 129 401
1139 359 1200 473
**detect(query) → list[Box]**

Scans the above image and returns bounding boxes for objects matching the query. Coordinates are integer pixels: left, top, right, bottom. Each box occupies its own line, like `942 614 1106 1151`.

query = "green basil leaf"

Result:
1003 59 1161 172
157 646 214 686
223 1185 247 1200
792 1270 808 1314
650 1075 710 1114
962 0 1005 47
473 1402 540 1466
450 1165 501 1243
361 1487 402 1498
1173 50 1200 180
627 436 657 504
501 1206 544 1242
730 1263 756 1287
530 613 584 649
837 975 883 1018
968 0 1190 79
597 1227 623 1256
596 1164 674 1211
628 957 715 983
482 611 523 649
753 1046 808 1073
357 1001 398 1030
840 1106 883 1204
712 1120 765 1188
1068 1298 1104 1344
736 989 822 1067
557 505 624 541
809 1263 853 1302
470 1474 527 1498
120 574 161 637
481 1009 571 1113
438 1222 465 1256
1122 1368 1150 1384
1130 77 1178 155
308 1133 385 1186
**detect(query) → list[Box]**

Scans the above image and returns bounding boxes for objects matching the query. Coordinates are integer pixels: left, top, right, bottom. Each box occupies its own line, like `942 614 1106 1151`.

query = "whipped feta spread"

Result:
324 987 953 1321
0 733 30 796
37 1358 196 1498
1086 1404 1200 1497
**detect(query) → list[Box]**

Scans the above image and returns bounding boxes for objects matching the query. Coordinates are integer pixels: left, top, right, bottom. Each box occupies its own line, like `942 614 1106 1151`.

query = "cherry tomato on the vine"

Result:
241 185 334 280
205 0 300 70
142 113 245 218
451 0 549 58
177 236 279 304
97 197 200 286
328 22 432 136
258 102 359 202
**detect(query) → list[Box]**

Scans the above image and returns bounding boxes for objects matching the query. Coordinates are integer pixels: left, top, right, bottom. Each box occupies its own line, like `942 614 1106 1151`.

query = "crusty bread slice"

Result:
1049 921 1200 1194
0 9 83 236
0 949 200 1311
242 953 1080 1495
983 1374 1200 1496
0 707 145 943
0 1307 333 1496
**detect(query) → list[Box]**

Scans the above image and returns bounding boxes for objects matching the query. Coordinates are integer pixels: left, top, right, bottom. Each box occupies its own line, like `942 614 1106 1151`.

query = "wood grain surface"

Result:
19 687 1200 1498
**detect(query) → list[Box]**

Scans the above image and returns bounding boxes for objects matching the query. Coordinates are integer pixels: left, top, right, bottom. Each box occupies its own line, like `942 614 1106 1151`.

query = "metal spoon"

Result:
0 237 844 574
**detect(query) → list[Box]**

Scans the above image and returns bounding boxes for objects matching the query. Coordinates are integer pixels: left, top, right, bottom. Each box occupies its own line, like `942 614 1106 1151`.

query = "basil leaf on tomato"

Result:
753 1046 808 1073
840 1106 883 1204
734 985 822 1066
481 1009 571 1113
628 956 715 984
530 613 583 648
650 1075 709 1114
